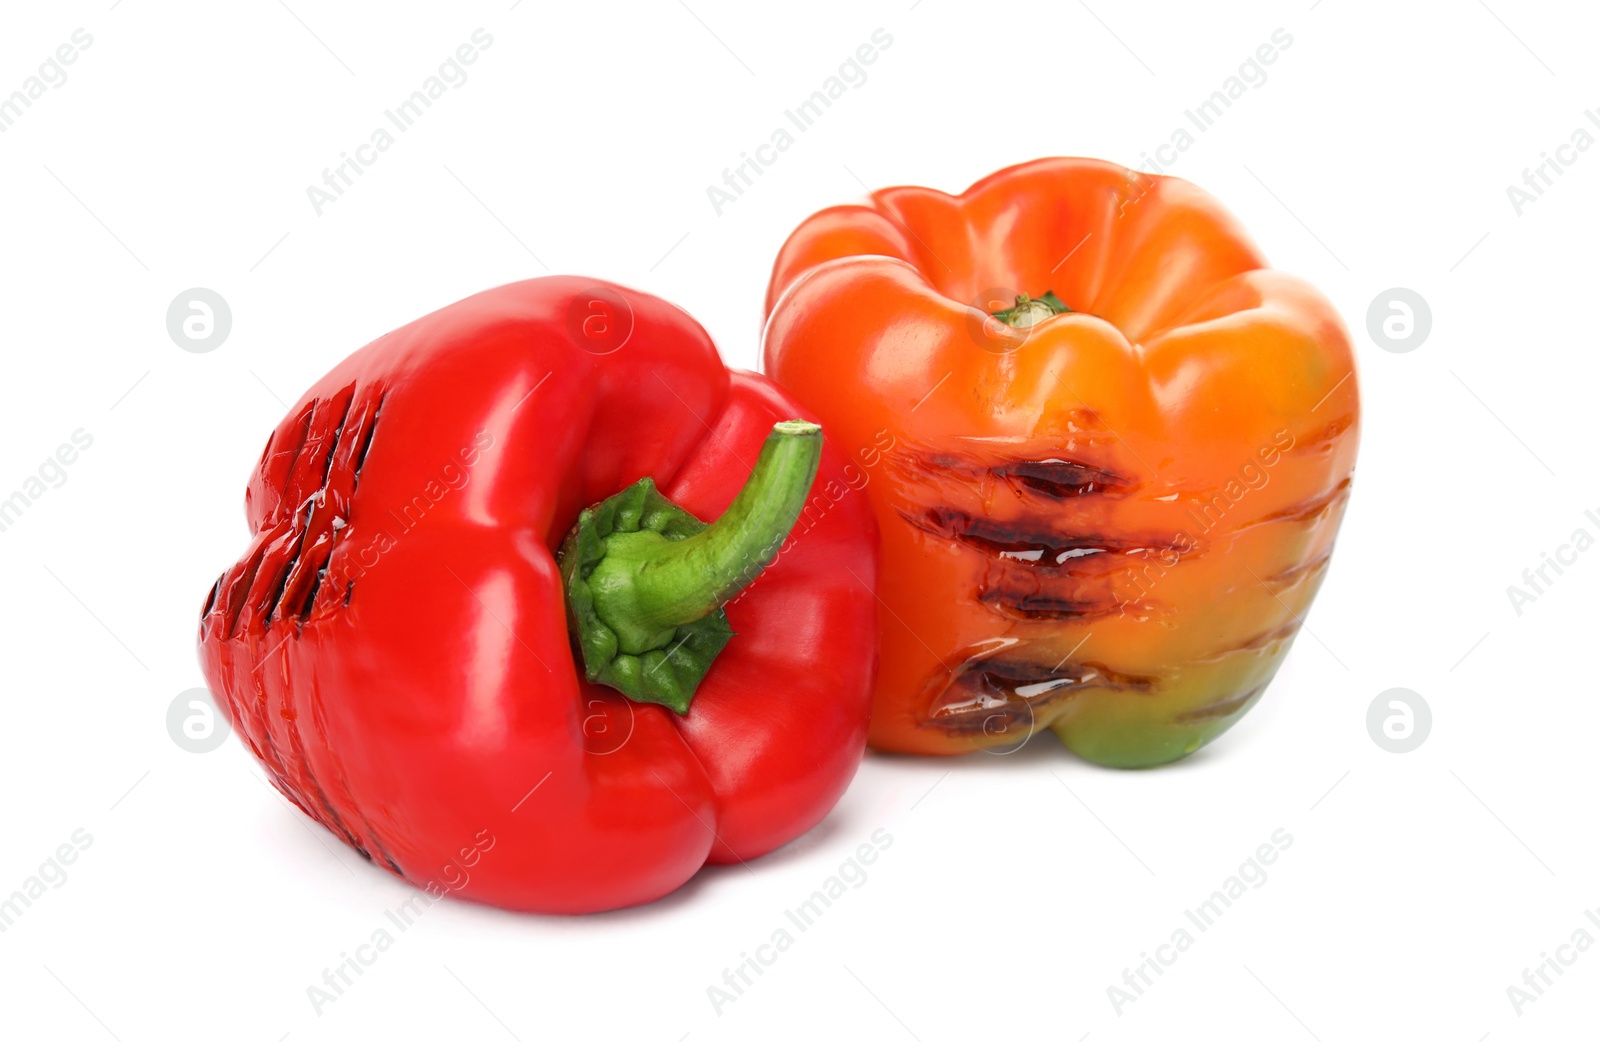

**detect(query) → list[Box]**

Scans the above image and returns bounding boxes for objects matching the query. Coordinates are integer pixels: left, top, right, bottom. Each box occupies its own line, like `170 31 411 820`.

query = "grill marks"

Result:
897 451 1178 631
1239 478 1352 532
1259 551 1332 593
926 653 1157 736
280 389 368 625
279 391 357 622
997 458 1134 499
283 715 372 860
293 565 326 627
900 504 1190 630
199 383 398 877
259 552 298 627
254 402 316 525
263 388 356 626
901 506 1187 572
1297 412 1356 457
1173 684 1265 722
205 382 382 638
221 539 270 639
916 452 1136 501
305 392 385 620
977 585 1138 622
351 392 384 488
319 394 355 487
901 445 1339 739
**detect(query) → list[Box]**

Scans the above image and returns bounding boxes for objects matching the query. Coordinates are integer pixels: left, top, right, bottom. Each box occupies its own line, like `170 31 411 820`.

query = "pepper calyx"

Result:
557 420 823 713
991 290 1072 329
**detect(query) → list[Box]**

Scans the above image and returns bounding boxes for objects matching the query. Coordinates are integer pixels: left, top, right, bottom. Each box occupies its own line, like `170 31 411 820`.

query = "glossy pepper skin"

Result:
763 157 1359 768
198 276 878 913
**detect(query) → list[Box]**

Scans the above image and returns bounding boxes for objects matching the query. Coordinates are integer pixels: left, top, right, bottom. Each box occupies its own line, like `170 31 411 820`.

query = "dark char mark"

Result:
265 392 355 624
919 453 1136 500
977 587 1129 622
223 539 269 639
926 654 1156 737
900 506 1192 570
998 458 1134 499
201 574 222 618
1173 685 1264 722
1239 478 1352 531
351 392 385 489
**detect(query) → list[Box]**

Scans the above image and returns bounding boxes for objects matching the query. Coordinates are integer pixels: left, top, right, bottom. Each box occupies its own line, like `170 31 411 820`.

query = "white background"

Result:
1 0 1595 1038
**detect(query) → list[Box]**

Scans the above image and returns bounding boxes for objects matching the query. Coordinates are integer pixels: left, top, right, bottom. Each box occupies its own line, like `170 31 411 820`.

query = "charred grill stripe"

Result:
1296 413 1356 454
1235 620 1300 653
283 713 367 857
1239 478 1352 531
278 394 336 514
273 527 329 627
925 655 1158 736
319 391 357 489
1173 685 1265 722
368 834 405 877
201 574 222 618
264 386 367 627
235 397 322 634
355 811 405 877
977 588 1131 622
262 499 316 625
253 695 299 813
305 767 368 857
305 662 404 877
351 392 385 488
223 540 270 638
259 555 297 626
290 389 358 623
293 566 325 627
899 507 1192 568
300 391 382 620
1262 550 1333 589
1183 621 1303 668
901 499 1194 624
285 400 317 466
998 458 1134 498
267 402 318 525
971 656 1156 689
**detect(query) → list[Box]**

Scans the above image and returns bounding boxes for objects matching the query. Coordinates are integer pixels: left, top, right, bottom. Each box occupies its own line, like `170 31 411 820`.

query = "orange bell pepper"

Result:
762 157 1359 767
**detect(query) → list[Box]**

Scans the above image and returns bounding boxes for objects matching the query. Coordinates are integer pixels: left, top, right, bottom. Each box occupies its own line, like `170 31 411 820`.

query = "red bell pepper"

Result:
198 277 879 914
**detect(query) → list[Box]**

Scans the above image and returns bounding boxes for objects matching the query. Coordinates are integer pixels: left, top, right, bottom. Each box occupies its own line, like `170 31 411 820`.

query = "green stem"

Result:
557 420 823 713
991 290 1072 329
606 420 821 641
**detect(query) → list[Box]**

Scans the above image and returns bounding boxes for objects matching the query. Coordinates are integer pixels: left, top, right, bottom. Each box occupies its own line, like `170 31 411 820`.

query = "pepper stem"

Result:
557 420 823 713
991 290 1072 329
612 420 821 641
